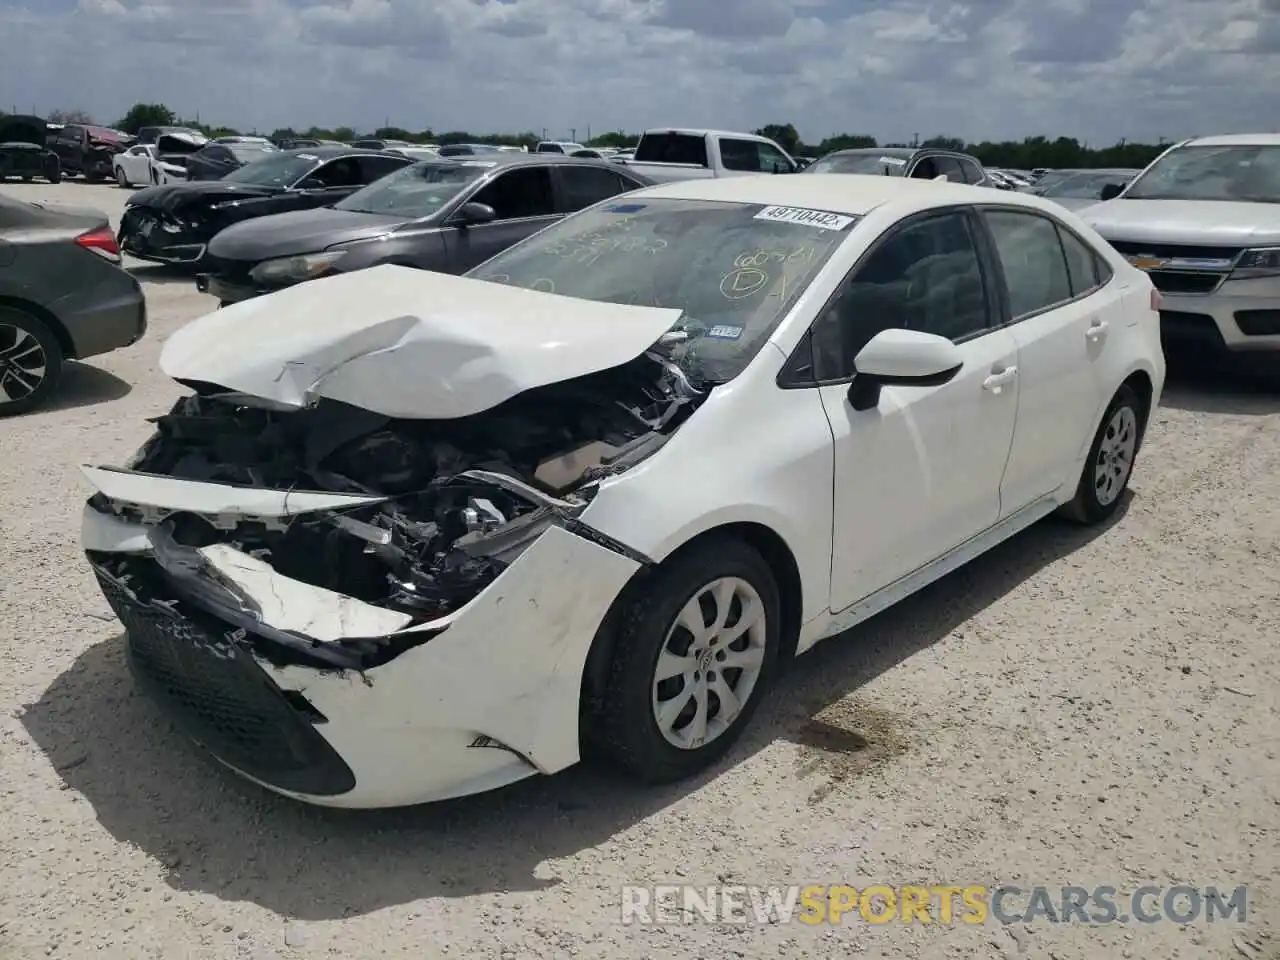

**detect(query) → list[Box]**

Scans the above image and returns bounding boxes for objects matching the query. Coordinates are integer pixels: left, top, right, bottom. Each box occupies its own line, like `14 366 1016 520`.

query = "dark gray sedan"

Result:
196 154 652 304
0 194 146 414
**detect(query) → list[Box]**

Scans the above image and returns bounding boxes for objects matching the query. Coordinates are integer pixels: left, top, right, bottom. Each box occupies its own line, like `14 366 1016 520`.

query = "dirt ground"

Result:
0 180 1277 960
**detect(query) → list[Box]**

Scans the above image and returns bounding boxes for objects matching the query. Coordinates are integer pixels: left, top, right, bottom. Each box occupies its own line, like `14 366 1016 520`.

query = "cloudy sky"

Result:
1 0 1277 145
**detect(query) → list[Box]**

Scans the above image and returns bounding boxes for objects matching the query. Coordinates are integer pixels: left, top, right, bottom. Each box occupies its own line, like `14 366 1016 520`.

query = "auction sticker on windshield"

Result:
296 154 318 161
878 156 908 166
754 206 855 231
462 161 498 167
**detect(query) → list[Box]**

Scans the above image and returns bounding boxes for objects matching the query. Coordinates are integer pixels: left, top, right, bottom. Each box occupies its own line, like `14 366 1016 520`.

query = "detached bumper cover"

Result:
83 502 642 808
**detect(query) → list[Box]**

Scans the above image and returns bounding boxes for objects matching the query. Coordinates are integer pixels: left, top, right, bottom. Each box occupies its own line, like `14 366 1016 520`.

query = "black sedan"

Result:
0 194 146 414
117 147 414 266
196 154 651 304
184 141 280 181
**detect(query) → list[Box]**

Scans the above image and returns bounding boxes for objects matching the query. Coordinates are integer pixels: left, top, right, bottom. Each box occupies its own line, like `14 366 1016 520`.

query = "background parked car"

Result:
197 154 652 303
118 147 415 266
350 138 411 150
437 143 505 157
535 141 586 154
0 194 146 415
805 146 991 186
184 141 280 181
1082 133 1280 358
134 126 204 146
47 124 128 181
1036 170 1138 211
0 114 62 183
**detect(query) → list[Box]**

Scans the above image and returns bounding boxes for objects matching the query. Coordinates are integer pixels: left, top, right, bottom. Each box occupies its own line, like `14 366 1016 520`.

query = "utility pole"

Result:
587 124 591 143
912 132 919 147
541 127 547 140
570 127 576 142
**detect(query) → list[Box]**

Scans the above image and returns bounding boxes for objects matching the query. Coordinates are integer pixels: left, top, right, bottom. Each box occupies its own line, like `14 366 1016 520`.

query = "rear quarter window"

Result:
633 133 708 166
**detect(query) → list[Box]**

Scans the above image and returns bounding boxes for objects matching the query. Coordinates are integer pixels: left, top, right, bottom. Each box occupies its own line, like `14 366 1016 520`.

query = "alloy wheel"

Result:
0 323 47 405
1094 405 1137 506
651 576 768 750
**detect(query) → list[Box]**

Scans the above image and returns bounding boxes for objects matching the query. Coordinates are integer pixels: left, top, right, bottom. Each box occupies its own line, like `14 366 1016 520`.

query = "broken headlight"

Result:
250 250 347 284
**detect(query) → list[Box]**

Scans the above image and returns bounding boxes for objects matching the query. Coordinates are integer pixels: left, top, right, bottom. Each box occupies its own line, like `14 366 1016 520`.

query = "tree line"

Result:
2 103 1173 171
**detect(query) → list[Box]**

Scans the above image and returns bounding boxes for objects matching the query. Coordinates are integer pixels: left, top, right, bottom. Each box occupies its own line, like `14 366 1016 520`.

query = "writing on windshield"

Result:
469 199 856 384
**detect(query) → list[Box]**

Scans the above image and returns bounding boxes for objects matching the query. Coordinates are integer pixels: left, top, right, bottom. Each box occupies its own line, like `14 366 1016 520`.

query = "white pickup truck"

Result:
615 128 799 183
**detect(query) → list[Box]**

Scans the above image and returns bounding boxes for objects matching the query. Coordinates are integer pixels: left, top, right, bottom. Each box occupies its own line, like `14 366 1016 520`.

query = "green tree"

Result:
332 126 355 142
115 103 175 134
754 122 801 154
814 133 877 154
922 135 966 152
374 126 414 141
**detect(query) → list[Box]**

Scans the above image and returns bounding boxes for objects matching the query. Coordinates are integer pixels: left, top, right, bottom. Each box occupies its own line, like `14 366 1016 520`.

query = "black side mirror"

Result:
1099 182 1124 201
297 176 326 191
457 201 496 225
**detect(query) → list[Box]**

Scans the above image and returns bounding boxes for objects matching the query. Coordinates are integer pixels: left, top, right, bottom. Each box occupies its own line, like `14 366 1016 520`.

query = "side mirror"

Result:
847 329 964 412
456 201 496 225
296 176 326 191
1099 182 1124 201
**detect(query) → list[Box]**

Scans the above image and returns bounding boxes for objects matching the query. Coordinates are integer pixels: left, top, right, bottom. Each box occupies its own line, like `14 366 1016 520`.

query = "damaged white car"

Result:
81 176 1165 808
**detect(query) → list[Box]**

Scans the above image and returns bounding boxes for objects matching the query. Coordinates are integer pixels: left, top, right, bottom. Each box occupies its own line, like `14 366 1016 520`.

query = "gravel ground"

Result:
1 180 1277 960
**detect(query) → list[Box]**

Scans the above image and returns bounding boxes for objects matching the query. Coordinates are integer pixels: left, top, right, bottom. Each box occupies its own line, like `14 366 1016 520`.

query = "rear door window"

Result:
960 159 986 184
357 154 412 183
932 156 965 182
557 166 639 212
633 133 708 166
470 166 556 219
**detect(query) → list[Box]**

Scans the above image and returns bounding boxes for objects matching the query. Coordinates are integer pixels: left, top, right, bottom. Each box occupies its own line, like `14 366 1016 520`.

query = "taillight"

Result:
75 226 121 262
1149 288 1162 312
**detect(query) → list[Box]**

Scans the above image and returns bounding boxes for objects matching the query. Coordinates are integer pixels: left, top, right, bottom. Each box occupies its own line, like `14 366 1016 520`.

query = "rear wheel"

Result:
116 165 129 188
0 308 64 417
587 536 782 783
1060 384 1144 524
44 156 61 183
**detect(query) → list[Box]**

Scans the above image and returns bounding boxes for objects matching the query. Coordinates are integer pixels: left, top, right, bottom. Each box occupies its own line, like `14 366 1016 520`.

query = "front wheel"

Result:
0 307 64 416
587 536 782 783
1060 384 1145 524
116 166 129 188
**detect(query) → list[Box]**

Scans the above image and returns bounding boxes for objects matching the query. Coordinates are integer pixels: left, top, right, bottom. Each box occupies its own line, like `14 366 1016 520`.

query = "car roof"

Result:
432 152 622 168
1185 133 1280 147
635 173 1052 218
281 146 396 158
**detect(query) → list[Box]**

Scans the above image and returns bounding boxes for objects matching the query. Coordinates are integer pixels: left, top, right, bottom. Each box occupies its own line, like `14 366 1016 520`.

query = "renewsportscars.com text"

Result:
619 884 1248 925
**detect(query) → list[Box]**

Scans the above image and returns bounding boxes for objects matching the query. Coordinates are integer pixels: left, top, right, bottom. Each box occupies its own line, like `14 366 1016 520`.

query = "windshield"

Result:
469 198 856 384
806 152 909 176
221 152 319 187
1046 173 1128 199
334 161 486 216
1124 145 1280 202
227 144 276 163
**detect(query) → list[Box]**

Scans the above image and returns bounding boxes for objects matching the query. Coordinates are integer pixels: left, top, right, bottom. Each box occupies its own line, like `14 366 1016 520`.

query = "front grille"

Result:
93 558 356 797
1235 310 1280 337
1159 310 1226 348
1108 240 1243 261
1148 271 1224 295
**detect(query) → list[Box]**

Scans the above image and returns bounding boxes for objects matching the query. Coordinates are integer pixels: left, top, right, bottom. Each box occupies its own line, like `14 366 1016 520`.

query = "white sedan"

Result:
79 175 1165 808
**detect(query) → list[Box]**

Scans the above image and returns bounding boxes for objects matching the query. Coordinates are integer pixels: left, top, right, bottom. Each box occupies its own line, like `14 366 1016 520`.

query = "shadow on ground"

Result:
26 362 131 414
1159 350 1280 416
21 501 1128 919
128 263 197 286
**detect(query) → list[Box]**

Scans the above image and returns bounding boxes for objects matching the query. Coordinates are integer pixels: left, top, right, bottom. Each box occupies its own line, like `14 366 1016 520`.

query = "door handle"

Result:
1086 319 1109 341
982 366 1017 392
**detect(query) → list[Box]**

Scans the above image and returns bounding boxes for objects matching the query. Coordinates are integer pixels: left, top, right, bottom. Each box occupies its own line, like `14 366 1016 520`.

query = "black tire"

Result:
1059 383 1145 524
115 166 129 188
20 175 31 183
587 535 782 783
0 307 64 417
45 156 61 184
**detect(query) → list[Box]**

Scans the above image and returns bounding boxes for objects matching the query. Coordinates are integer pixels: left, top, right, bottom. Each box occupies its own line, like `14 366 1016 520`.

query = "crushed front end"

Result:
82 354 697 806
119 203 212 264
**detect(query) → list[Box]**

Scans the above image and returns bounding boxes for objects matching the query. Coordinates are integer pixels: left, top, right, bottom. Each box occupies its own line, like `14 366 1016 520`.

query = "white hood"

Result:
160 265 684 419
1080 199 1280 247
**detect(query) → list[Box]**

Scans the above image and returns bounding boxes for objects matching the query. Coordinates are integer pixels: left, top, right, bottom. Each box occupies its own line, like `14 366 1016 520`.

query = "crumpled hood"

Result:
160 264 684 419
1081 199 1280 247
128 180 277 212
207 205 407 262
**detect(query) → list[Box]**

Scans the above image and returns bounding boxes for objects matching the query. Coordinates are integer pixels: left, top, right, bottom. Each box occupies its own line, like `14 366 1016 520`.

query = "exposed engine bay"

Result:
91 352 700 621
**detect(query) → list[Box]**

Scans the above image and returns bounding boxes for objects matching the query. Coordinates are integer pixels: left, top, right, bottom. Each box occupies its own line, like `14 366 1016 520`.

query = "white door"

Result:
978 208 1118 512
119 146 152 184
807 209 1020 611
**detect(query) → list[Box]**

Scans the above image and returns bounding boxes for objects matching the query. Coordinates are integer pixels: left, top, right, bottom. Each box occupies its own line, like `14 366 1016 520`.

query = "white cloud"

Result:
0 0 1276 144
